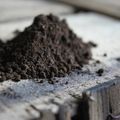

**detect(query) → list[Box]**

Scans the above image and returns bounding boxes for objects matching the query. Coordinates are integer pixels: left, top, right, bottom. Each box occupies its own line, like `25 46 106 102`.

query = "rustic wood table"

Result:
0 0 120 120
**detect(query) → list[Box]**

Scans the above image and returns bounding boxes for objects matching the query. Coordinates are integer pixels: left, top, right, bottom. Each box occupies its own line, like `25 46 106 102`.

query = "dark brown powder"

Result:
0 14 92 82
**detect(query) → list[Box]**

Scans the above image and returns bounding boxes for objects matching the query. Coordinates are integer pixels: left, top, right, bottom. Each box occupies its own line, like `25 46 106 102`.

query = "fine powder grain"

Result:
0 14 92 82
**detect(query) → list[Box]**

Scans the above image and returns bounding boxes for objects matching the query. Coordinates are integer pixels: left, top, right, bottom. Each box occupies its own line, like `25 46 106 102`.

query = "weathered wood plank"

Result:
79 79 120 120
109 82 120 120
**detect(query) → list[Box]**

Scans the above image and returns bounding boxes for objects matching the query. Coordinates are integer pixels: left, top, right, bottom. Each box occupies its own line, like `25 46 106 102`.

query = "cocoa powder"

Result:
0 14 92 82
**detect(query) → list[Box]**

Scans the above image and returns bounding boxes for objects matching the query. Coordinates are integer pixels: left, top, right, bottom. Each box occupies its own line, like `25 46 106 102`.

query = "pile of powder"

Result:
0 14 92 82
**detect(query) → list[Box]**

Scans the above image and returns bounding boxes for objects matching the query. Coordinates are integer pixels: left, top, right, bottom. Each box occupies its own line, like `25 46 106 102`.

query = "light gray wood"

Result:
57 0 120 18
79 79 120 120
57 105 71 120
109 81 120 120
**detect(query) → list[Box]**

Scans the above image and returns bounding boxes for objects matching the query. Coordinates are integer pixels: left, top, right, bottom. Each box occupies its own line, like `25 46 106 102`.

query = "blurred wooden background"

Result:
57 0 120 18
0 0 75 23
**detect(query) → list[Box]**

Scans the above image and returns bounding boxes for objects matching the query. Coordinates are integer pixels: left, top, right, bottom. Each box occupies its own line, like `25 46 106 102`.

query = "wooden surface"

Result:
79 79 120 120
57 0 120 18
0 0 120 120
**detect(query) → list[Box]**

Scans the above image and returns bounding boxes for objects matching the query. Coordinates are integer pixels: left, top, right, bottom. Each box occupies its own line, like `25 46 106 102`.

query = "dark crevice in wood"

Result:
76 94 89 120
109 100 112 114
71 116 77 120
55 113 59 120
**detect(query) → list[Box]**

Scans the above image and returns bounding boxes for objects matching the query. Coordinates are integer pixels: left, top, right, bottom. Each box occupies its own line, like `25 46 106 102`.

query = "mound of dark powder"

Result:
0 14 92 82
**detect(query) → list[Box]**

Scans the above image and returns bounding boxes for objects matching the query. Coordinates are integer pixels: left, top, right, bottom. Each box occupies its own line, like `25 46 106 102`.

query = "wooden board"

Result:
78 78 120 120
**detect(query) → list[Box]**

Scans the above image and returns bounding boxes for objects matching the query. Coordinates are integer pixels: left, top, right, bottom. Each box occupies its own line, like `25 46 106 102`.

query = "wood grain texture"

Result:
79 79 120 120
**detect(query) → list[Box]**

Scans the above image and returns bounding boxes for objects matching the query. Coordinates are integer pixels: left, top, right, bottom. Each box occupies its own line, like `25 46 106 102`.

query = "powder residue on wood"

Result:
96 68 104 76
0 14 92 82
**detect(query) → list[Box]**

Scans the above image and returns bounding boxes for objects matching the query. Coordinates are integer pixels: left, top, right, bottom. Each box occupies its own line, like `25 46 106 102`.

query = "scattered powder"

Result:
103 53 107 57
0 14 93 82
96 68 104 76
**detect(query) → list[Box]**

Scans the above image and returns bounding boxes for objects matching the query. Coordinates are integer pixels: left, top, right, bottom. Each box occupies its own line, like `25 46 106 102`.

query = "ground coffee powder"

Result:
0 14 92 82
